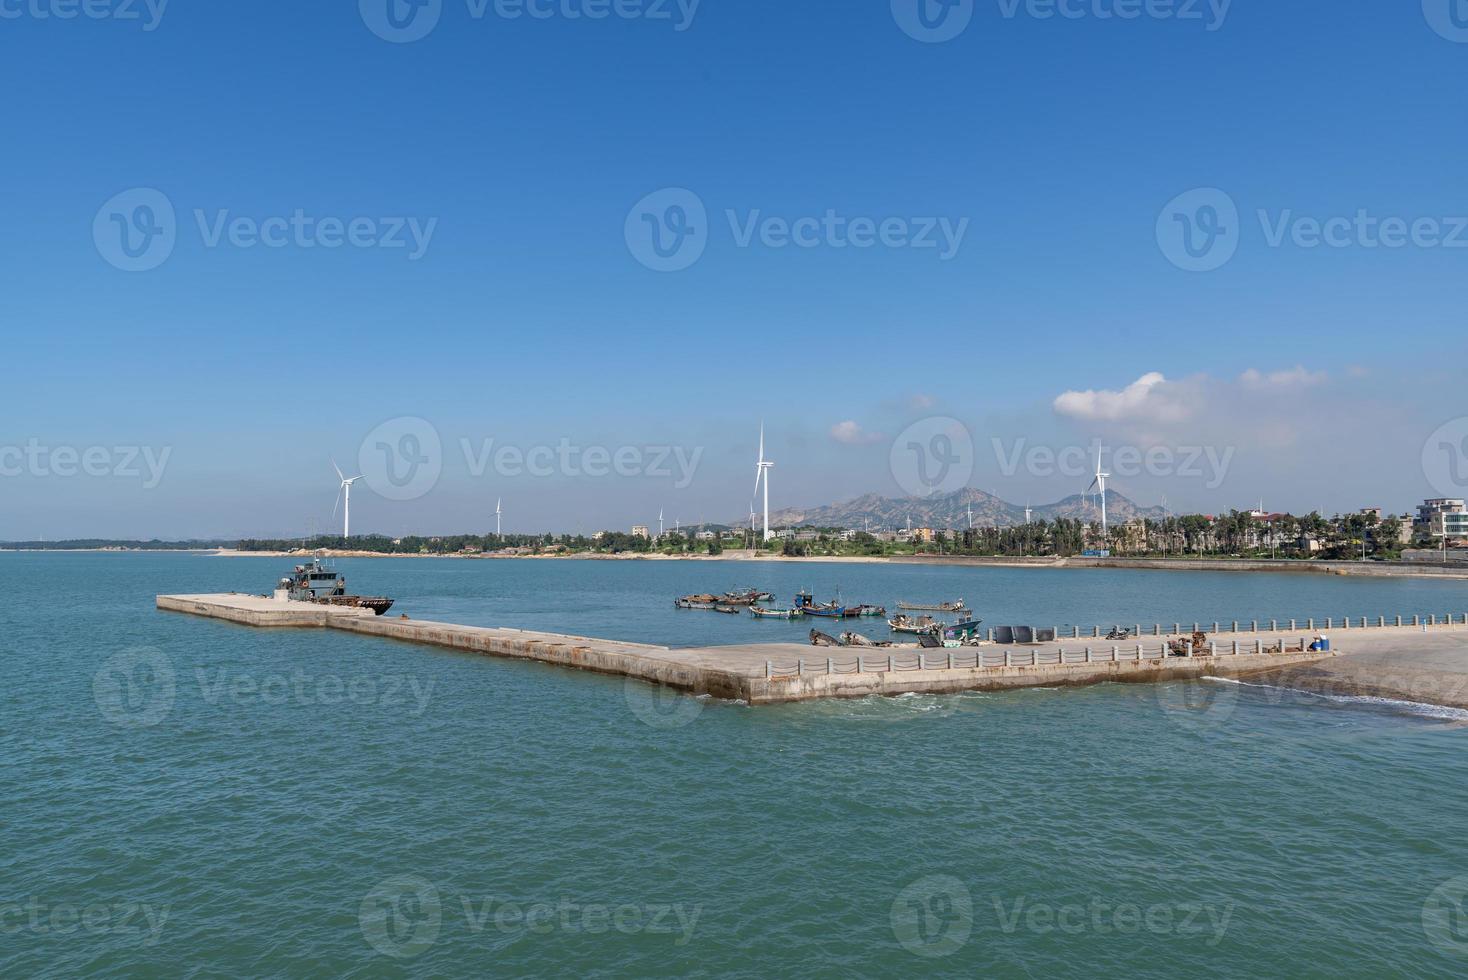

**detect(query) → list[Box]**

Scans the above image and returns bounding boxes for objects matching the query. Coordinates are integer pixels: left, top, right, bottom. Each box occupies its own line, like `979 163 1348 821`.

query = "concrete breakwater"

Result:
158 593 1346 705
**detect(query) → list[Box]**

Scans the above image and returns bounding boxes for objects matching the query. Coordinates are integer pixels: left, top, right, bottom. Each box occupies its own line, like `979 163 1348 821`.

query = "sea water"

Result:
3 552 1467 977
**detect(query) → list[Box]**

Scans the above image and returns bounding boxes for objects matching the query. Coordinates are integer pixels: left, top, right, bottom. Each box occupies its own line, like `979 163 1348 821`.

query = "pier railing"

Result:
1007 613 1468 643
765 636 1323 679
766 613 1468 680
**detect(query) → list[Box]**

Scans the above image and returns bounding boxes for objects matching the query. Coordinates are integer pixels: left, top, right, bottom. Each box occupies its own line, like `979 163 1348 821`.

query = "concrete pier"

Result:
157 593 1359 704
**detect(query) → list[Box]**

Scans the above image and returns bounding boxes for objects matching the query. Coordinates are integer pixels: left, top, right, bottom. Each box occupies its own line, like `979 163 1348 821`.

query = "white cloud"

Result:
1052 372 1192 424
830 420 884 445
1239 366 1327 388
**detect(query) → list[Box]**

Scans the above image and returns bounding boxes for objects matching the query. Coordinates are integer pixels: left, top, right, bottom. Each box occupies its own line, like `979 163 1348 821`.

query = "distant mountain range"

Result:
750 487 1168 530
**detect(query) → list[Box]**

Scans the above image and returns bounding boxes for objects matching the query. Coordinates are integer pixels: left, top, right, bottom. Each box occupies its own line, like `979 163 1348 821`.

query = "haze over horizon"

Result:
4 3 1466 538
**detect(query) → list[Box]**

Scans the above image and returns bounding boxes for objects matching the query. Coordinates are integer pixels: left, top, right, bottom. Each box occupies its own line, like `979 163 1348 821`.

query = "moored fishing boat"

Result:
841 604 887 618
750 605 802 619
941 619 985 642
724 588 774 604
675 598 743 613
793 590 845 618
888 614 945 635
897 599 967 612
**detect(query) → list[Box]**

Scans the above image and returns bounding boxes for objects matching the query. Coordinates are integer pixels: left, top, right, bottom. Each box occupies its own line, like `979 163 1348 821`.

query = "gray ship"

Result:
278 557 394 615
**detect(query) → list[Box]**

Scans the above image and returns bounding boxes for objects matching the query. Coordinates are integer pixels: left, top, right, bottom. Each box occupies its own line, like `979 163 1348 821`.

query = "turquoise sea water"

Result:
5 553 1468 977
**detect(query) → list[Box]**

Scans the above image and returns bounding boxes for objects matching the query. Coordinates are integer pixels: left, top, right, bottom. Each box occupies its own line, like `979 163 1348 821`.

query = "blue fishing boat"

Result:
793 590 845 618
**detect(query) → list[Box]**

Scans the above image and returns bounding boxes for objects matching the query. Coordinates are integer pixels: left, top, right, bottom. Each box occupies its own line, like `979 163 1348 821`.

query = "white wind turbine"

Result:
753 423 774 542
1086 448 1110 544
332 460 363 539
658 508 665 538
495 498 503 536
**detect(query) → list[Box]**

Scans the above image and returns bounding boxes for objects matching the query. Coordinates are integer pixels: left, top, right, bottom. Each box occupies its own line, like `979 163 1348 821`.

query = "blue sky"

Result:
2 1 1466 538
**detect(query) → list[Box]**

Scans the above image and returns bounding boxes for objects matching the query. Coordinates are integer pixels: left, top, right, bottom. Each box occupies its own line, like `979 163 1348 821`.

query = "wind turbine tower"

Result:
332 460 363 539
753 423 775 542
1087 449 1110 543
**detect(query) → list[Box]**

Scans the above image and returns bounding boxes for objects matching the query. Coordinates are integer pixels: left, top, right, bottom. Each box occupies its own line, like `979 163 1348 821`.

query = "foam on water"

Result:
1205 675 1468 722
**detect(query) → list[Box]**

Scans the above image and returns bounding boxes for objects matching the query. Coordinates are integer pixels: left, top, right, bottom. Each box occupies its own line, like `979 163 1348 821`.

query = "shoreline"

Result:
8 547 1465 580
198 549 1468 579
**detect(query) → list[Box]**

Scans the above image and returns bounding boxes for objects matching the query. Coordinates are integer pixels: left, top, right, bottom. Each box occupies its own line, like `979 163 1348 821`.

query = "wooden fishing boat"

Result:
725 588 774 604
809 630 840 647
750 605 802 619
888 614 946 635
839 632 892 648
675 598 742 613
941 619 984 641
897 599 967 612
792 590 845 618
841 604 887 618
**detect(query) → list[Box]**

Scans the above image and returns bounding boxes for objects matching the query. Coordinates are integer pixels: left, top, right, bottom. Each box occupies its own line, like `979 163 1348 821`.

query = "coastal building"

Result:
912 527 937 543
1416 499 1468 543
1114 520 1149 552
631 525 650 540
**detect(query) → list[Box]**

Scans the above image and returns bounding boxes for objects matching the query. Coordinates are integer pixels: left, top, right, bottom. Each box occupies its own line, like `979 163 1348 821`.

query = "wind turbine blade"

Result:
1086 478 1098 494
332 458 345 482
332 487 342 520
758 422 764 462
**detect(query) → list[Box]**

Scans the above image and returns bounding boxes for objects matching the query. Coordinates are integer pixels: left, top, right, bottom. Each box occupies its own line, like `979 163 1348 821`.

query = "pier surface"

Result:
150 593 1390 704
